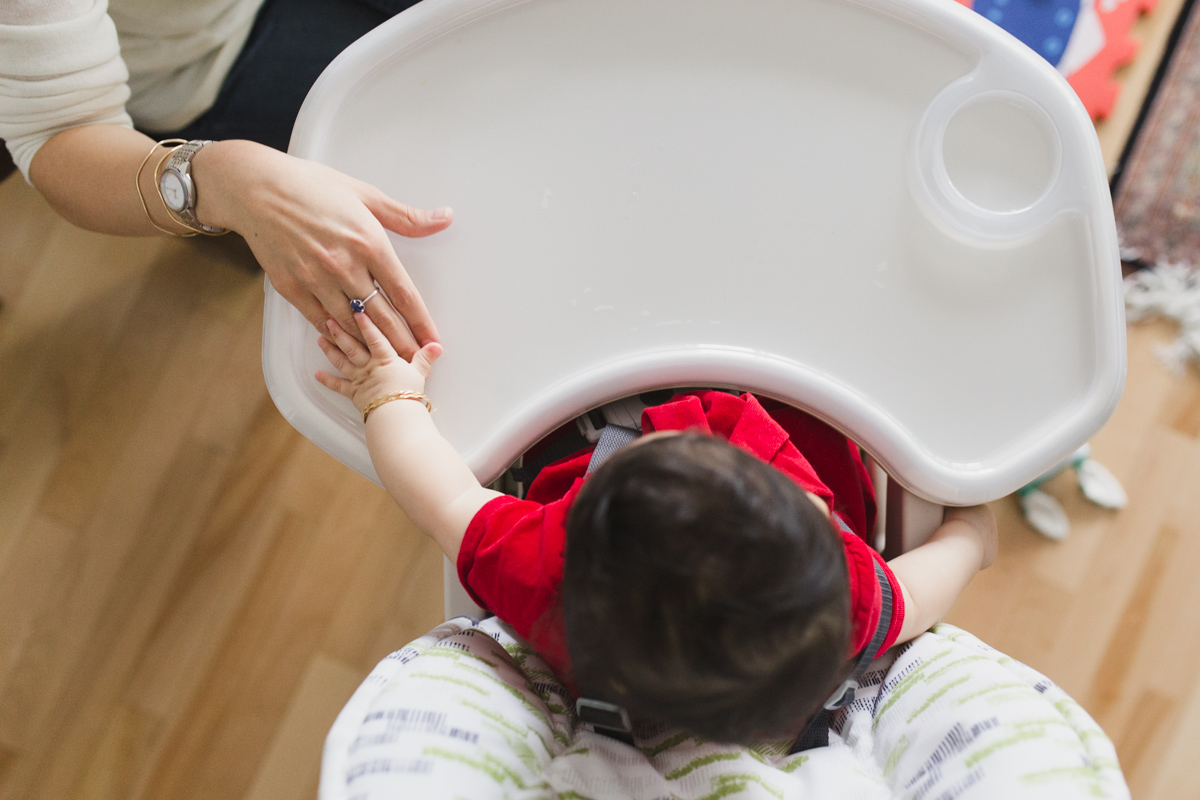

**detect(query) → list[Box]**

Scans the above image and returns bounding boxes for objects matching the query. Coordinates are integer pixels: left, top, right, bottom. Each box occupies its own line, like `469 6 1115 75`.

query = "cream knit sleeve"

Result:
0 0 134 183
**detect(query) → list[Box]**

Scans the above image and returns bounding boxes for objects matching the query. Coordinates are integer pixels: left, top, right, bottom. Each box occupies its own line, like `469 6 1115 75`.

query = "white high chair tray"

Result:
263 0 1125 506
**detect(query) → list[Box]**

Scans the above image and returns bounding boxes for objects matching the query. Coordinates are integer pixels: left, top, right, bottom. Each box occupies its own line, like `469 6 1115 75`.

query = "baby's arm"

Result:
315 311 501 562
887 505 998 644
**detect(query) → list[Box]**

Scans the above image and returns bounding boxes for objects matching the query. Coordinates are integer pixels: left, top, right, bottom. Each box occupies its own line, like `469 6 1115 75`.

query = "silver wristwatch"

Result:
158 140 228 234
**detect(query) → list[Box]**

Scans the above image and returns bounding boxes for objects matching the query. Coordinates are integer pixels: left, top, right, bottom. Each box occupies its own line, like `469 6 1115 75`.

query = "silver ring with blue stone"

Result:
350 288 379 314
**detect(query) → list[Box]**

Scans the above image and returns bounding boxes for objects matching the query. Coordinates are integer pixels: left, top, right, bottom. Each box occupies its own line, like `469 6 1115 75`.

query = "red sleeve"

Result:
456 488 579 680
842 527 906 660
525 450 592 504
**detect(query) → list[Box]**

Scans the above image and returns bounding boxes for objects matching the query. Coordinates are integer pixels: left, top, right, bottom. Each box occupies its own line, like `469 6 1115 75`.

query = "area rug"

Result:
1114 0 1200 266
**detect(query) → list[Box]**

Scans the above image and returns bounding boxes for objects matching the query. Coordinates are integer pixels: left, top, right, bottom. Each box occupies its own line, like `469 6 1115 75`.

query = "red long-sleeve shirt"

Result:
457 391 905 687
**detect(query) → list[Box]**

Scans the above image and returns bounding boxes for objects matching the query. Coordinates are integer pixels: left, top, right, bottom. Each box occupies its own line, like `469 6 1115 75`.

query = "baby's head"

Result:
562 432 850 743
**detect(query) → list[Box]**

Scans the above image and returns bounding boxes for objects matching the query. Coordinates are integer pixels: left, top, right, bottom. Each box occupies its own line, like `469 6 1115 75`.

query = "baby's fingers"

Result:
317 335 354 375
326 319 370 368
355 310 400 360
315 369 353 399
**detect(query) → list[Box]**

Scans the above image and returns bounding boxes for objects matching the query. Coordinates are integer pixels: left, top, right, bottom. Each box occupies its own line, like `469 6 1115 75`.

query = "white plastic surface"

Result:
263 0 1126 505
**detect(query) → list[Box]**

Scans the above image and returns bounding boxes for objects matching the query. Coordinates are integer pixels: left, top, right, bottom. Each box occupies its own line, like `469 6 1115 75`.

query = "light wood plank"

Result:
1150 666 1200 797
74 704 163 800
243 654 364 800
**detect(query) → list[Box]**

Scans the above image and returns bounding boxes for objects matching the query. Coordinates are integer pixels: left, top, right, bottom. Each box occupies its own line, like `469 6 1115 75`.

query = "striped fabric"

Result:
320 617 1129 800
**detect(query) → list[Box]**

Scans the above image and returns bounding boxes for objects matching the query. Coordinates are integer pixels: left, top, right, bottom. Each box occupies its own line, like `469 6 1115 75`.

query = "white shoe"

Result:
1075 459 1128 509
1019 489 1070 540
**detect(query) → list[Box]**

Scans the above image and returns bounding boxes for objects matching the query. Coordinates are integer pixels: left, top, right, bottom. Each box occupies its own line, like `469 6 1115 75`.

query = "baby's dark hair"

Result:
562 433 850 743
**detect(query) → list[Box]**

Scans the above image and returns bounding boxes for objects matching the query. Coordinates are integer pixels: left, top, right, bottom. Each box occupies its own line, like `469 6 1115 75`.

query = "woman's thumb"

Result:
366 189 454 238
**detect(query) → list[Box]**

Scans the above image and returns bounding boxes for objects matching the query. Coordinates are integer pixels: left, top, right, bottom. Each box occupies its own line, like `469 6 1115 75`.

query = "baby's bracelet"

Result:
361 391 432 424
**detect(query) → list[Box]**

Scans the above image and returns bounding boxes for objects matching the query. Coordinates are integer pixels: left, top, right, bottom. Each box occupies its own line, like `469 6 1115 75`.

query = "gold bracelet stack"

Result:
136 139 195 237
135 138 230 237
361 391 433 424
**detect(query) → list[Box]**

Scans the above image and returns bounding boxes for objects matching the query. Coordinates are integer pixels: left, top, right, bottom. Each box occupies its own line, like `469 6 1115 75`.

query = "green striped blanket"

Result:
320 617 1128 799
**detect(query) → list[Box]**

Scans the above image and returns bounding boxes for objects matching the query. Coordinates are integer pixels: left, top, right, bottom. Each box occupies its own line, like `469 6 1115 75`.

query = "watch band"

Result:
160 140 229 235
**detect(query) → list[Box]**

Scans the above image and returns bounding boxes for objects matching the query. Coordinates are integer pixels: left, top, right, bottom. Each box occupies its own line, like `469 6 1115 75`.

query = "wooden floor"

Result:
0 194 444 799
2 8 1197 797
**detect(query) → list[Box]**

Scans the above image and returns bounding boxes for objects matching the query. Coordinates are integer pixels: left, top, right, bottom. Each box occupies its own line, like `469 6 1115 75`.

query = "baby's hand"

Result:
314 310 441 414
943 505 998 569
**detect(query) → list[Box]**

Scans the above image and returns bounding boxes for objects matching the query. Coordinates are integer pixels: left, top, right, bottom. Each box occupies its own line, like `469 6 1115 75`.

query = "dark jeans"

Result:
144 0 422 152
0 140 14 183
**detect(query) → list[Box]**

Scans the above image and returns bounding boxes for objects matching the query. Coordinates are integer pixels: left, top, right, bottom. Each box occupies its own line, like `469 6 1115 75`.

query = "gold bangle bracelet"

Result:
136 139 197 237
361 391 433 424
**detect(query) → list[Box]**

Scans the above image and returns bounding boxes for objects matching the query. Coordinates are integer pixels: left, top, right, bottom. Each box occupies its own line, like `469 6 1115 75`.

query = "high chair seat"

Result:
262 0 1125 512
320 616 1129 799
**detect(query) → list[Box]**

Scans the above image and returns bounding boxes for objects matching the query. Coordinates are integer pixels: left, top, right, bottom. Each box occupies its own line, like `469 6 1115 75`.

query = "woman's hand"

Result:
193 139 452 359
29 128 449 358
315 310 441 414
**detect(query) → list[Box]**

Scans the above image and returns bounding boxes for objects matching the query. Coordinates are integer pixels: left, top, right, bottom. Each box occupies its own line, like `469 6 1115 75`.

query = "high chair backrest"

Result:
261 0 1125 616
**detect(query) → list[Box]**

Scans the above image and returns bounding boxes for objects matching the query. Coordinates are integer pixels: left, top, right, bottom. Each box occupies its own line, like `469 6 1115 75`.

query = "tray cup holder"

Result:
913 84 1066 242
941 92 1060 214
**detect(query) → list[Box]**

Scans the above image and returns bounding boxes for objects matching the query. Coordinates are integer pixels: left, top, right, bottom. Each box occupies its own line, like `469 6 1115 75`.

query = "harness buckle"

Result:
576 697 634 744
823 678 859 710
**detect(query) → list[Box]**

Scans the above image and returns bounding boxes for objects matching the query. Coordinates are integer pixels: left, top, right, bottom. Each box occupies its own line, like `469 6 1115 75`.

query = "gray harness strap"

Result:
586 424 642 474
577 423 644 743
791 525 895 753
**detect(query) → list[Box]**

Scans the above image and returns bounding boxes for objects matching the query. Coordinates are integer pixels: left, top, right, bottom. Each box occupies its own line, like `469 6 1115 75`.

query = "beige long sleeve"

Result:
0 0 263 183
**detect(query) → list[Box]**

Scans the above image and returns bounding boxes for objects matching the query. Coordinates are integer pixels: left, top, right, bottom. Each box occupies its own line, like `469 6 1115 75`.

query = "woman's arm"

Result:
887 505 998 643
6 0 448 354
314 309 500 561
30 125 176 235
29 127 452 358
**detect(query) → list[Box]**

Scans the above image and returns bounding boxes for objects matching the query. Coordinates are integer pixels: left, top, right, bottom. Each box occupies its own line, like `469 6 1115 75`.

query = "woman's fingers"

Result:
310 233 424 359
315 285 368 351
367 248 439 352
363 186 453 239
281 285 334 340
325 319 371 368
360 188 449 349
365 290 420 359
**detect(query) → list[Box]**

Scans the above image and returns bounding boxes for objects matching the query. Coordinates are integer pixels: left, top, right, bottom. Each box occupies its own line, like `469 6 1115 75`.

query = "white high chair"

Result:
261 0 1125 623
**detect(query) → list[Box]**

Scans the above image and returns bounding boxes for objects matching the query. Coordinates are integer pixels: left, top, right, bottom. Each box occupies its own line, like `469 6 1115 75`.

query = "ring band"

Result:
350 288 379 314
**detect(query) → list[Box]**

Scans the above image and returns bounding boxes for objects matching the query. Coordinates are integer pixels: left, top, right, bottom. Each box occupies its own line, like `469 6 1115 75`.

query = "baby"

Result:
315 310 997 745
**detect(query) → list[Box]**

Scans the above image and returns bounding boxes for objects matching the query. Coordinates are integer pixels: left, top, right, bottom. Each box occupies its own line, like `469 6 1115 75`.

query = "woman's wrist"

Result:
190 139 265 231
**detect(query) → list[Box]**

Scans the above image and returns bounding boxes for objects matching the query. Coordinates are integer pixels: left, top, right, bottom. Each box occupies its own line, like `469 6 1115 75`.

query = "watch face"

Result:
159 170 188 212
